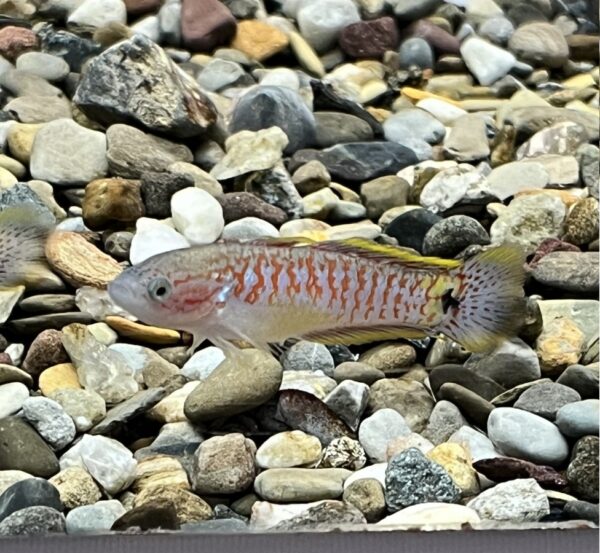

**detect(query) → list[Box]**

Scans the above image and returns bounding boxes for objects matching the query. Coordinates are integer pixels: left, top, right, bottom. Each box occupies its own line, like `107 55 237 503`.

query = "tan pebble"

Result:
132 454 190 493
134 484 213 524
82 177 145 230
49 466 102 509
7 122 43 163
232 20 289 61
45 231 122 288
104 315 181 345
39 363 81 396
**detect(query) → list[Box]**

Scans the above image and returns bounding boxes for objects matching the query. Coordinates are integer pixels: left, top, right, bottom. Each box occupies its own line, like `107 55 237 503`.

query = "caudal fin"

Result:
0 205 53 287
437 244 526 353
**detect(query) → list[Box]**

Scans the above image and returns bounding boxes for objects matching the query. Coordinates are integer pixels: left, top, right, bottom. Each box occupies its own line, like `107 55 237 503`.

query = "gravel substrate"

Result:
0 0 598 539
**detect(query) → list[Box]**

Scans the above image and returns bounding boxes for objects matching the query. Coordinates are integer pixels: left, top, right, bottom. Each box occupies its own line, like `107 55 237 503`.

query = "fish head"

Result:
108 247 229 331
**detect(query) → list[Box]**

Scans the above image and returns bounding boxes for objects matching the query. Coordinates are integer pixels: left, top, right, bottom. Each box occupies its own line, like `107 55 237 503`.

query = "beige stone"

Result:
45 231 122 288
104 316 181 345
134 484 212 524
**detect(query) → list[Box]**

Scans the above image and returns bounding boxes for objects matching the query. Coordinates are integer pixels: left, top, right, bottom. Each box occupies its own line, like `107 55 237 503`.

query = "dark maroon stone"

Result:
218 192 288 226
22 329 69 377
528 238 580 268
338 17 399 59
276 390 354 445
474 457 568 490
181 0 237 52
403 20 460 55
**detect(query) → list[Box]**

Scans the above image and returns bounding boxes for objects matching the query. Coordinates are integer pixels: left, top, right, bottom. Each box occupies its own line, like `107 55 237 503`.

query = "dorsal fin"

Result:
245 237 462 270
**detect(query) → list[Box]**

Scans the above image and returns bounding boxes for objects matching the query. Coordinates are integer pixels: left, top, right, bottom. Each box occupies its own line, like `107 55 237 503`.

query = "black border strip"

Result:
0 529 598 553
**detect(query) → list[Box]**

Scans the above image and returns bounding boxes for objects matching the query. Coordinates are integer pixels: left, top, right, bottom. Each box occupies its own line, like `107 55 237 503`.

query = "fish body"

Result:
108 238 526 354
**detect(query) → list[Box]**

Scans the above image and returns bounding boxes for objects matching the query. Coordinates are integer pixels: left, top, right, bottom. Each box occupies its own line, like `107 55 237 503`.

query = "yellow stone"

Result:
7 123 43 163
39 363 81 396
562 73 596 89
458 98 508 111
288 31 325 77
0 154 25 178
427 443 479 497
536 317 585 376
565 99 599 115
105 316 181 345
45 231 122 288
232 20 289 61
400 87 461 106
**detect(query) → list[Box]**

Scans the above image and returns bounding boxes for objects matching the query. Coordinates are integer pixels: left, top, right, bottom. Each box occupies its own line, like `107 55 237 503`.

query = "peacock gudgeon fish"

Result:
107 237 526 354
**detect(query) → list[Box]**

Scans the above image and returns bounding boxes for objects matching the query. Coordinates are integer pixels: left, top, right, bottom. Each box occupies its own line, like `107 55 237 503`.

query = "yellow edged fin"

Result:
309 238 462 270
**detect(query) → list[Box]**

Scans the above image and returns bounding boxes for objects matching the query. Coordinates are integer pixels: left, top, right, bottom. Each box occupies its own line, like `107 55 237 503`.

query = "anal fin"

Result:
301 325 430 346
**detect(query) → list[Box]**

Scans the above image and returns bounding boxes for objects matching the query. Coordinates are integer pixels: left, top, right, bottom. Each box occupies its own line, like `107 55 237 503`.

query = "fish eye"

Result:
147 277 172 302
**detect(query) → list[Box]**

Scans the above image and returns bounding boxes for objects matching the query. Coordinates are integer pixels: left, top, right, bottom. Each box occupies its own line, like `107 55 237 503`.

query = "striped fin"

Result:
437 244 526 353
302 324 429 346
0 204 53 287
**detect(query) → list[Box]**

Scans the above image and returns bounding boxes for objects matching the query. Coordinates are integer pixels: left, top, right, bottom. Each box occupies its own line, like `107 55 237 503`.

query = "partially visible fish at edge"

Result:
107 237 527 355
0 204 53 287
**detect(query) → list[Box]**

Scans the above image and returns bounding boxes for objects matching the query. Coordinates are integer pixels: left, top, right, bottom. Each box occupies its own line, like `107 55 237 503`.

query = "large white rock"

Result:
460 37 516 86
129 218 190 265
68 0 126 28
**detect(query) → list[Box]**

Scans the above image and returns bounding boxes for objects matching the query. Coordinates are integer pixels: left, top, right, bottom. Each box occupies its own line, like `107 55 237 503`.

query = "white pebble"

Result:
171 187 224 245
130 218 190 265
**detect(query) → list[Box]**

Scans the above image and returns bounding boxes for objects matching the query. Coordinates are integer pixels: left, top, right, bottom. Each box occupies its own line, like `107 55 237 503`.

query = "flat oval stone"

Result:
254 468 351 502
556 399 600 438
487 407 569 467
0 417 59 478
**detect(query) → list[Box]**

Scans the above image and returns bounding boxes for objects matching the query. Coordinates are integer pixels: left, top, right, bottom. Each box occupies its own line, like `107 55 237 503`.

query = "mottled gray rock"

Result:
385 448 460 512
467 479 549 522
422 215 490 257
74 34 216 137
0 506 65 536
513 382 581 420
21 397 76 450
566 436 599 502
531 252 599 295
